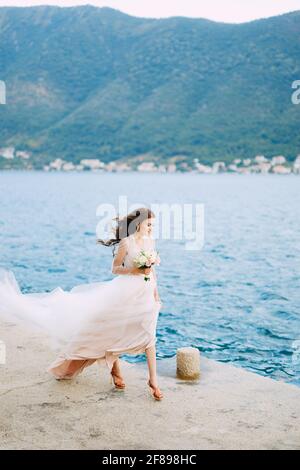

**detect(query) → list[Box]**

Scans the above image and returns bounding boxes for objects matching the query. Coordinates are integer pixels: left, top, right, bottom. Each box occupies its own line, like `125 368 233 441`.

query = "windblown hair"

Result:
97 207 155 254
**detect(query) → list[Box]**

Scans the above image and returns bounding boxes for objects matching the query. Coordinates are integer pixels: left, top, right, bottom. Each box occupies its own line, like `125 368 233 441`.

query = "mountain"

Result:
0 5 300 168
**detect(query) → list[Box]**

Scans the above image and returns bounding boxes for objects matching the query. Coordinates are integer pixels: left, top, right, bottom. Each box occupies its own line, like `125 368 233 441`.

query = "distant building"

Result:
0 146 15 159
137 162 157 172
247 165 258 173
49 158 65 170
272 165 291 174
239 167 251 174
167 163 177 173
62 162 76 171
257 162 272 173
212 162 226 173
114 162 131 172
16 151 30 160
254 155 269 164
178 162 190 171
158 164 167 173
293 155 300 174
105 161 117 172
80 159 105 170
243 159 252 166
228 164 239 172
271 155 286 166
195 163 212 174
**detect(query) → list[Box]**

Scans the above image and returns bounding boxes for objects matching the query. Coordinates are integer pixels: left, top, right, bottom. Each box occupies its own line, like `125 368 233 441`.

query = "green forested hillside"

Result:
0 5 300 167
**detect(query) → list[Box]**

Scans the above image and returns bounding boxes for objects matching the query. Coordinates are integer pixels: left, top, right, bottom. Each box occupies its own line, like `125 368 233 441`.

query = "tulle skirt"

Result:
0 269 160 378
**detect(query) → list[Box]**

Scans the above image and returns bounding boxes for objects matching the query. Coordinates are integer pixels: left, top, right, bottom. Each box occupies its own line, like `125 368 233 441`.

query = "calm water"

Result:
0 171 299 385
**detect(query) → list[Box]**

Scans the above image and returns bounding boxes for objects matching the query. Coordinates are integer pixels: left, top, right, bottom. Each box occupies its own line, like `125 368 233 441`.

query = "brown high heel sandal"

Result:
147 379 163 401
110 371 126 390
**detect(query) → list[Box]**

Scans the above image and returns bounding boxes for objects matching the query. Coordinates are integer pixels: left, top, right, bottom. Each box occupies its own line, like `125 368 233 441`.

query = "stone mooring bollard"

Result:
176 347 200 380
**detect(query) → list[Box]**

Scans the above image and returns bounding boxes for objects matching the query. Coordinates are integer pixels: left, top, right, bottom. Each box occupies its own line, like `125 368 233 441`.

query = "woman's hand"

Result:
130 266 152 275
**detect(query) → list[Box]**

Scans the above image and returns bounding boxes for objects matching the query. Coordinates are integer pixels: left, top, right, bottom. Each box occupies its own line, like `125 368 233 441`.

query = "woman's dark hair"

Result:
97 207 155 254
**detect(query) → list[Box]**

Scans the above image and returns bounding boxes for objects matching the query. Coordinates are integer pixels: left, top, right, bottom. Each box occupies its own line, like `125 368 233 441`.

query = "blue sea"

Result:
0 171 299 385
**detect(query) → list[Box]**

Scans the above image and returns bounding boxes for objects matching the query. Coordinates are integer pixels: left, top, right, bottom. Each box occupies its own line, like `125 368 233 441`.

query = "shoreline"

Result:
1 321 299 450
0 169 300 175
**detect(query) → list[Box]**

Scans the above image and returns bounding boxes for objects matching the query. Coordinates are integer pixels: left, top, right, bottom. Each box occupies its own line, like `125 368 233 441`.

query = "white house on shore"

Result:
0 146 15 159
272 165 291 174
271 155 286 166
80 159 105 170
195 163 212 173
212 161 226 173
137 162 157 172
158 164 167 172
62 162 76 171
167 163 177 173
254 155 269 164
293 155 300 174
253 162 272 173
49 158 65 170
15 151 30 160
228 164 238 172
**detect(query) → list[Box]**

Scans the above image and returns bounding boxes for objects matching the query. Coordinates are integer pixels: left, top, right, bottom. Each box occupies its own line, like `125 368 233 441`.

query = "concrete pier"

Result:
0 321 299 450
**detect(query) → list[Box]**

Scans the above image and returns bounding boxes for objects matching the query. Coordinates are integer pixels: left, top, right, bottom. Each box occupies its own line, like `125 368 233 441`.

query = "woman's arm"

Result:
111 239 132 275
111 239 150 276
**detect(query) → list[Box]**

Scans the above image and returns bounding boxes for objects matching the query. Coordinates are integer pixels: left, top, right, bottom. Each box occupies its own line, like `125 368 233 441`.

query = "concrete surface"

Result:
0 320 300 450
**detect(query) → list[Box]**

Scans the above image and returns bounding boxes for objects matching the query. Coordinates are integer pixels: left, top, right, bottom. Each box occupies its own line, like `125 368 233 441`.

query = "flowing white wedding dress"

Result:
0 234 161 378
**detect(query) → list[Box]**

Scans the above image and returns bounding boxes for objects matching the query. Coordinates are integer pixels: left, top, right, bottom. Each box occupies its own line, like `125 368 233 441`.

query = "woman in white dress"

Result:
0 207 164 400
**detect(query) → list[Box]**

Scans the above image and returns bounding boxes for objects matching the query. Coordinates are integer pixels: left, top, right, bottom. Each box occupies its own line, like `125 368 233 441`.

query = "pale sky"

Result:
0 0 299 23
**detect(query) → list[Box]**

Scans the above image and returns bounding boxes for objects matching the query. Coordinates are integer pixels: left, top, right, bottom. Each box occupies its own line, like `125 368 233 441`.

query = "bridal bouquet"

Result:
133 250 160 281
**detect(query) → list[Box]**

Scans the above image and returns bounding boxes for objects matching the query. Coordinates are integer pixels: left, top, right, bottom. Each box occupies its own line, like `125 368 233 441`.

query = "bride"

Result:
0 207 164 401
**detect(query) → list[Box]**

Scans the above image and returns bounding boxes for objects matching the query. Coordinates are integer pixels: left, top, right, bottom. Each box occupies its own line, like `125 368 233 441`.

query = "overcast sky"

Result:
0 0 299 23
